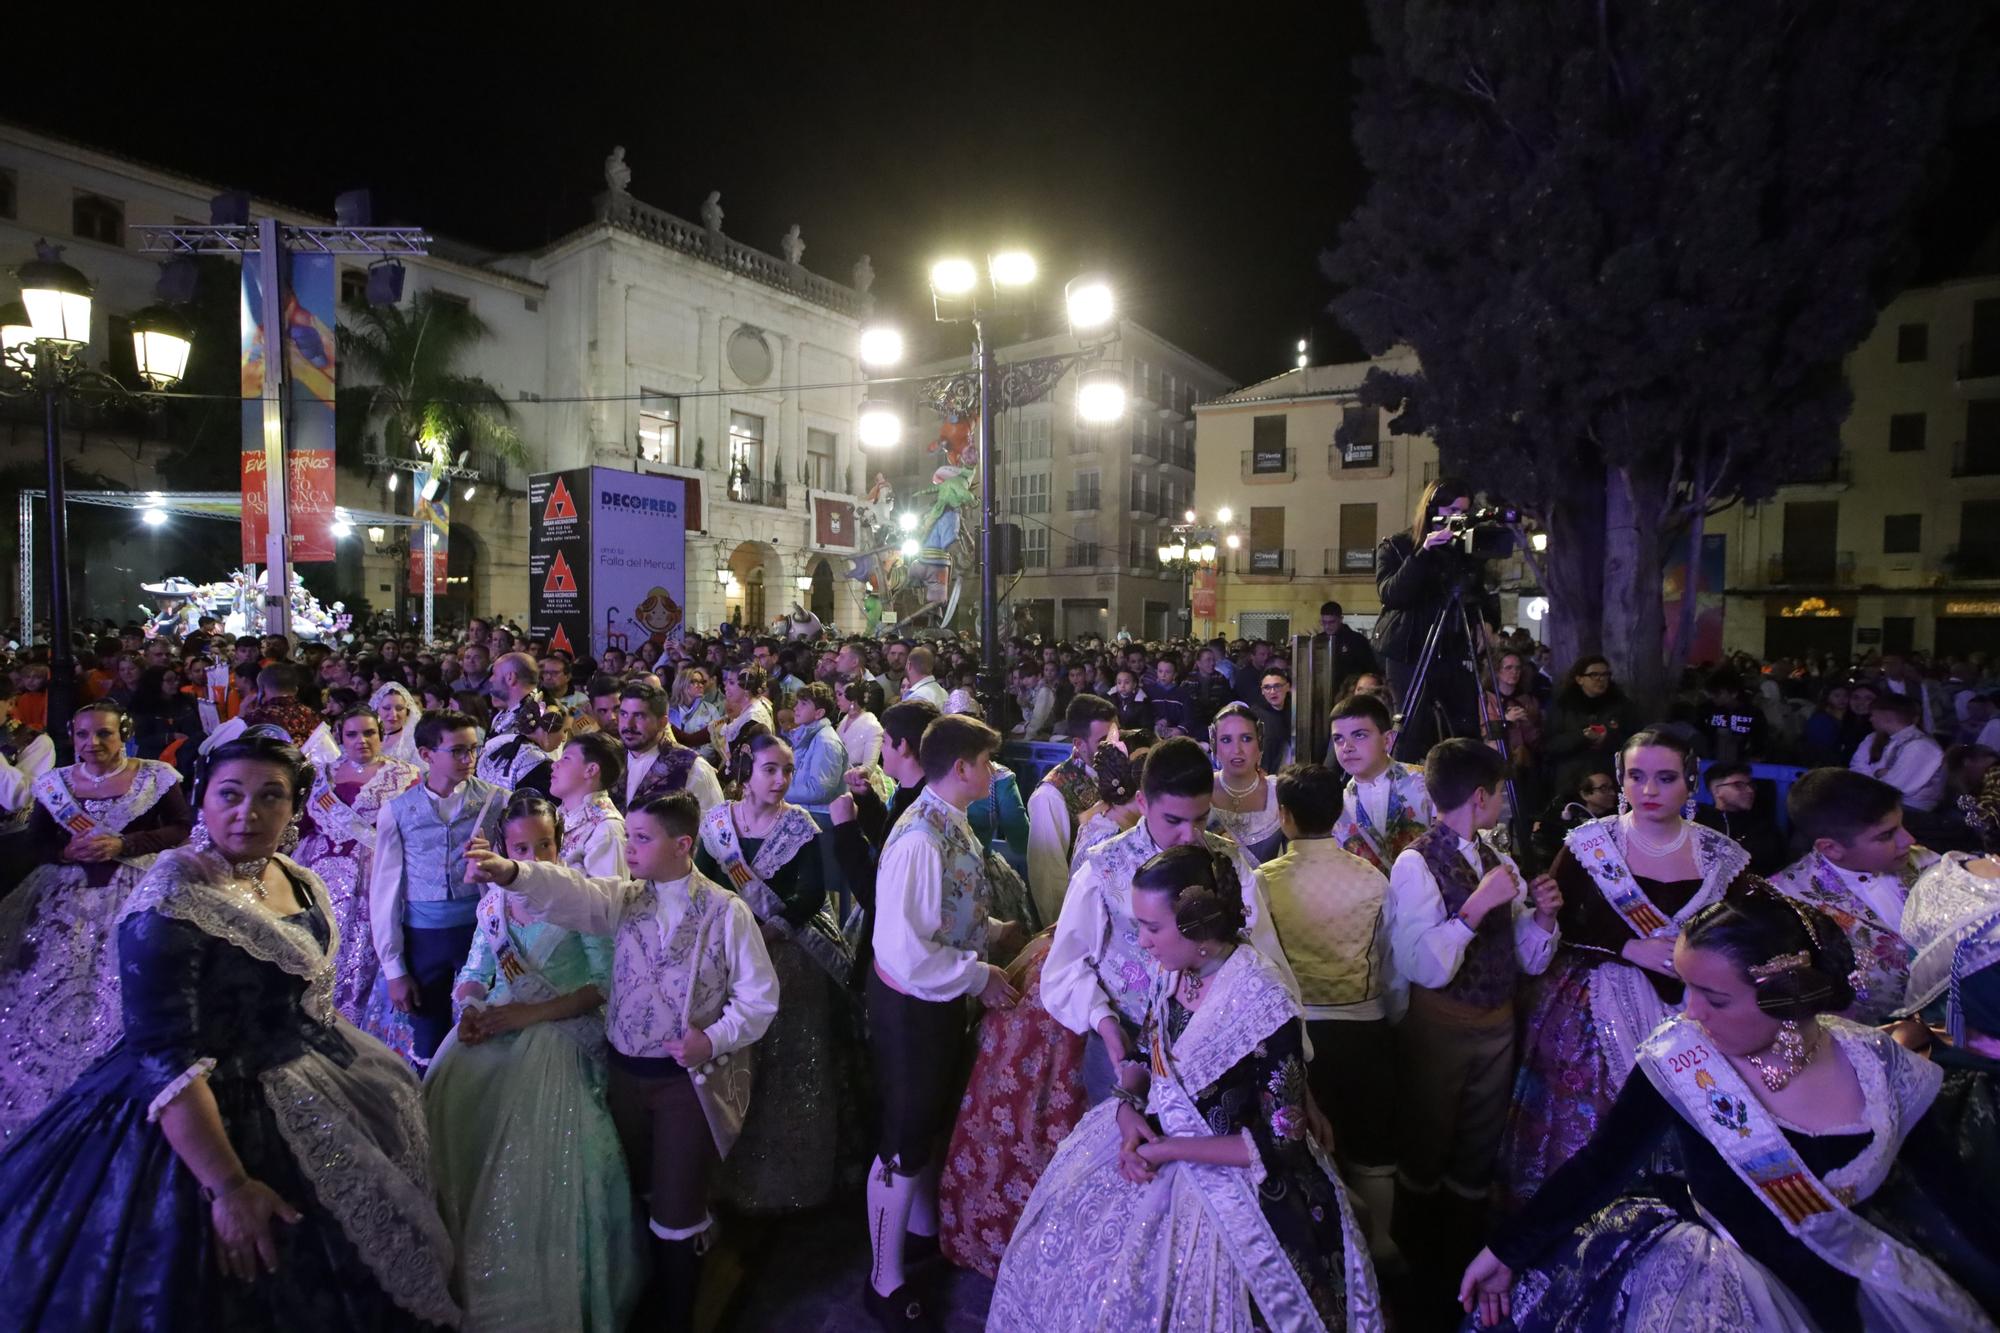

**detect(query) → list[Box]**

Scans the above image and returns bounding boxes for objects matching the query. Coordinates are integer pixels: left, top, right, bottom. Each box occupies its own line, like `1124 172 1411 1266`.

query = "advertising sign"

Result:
529 469 591 659
239 253 338 563
592 470 686 658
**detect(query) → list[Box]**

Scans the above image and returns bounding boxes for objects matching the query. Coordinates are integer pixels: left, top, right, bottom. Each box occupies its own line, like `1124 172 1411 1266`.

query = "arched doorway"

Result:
726 540 780 631
809 558 835 624
446 523 482 628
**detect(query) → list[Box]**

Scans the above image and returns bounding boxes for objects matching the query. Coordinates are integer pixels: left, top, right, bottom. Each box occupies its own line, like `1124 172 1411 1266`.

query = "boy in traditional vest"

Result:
1385 738 1560 1273
864 714 1023 1332
1259 762 1400 1258
1330 693 1434 872
1024 693 1118 926
371 708 511 1061
463 790 778 1332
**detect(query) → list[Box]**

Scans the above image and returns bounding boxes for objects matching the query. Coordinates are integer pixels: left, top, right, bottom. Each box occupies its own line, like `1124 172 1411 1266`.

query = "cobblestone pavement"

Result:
709 1197 993 1332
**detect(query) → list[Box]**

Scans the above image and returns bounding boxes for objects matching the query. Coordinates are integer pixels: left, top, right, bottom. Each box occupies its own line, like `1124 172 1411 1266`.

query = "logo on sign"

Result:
544 478 578 522
549 624 574 656
544 551 579 595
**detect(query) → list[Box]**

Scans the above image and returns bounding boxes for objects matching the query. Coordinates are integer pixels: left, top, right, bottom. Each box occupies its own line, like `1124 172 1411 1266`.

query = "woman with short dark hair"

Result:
1543 655 1644 794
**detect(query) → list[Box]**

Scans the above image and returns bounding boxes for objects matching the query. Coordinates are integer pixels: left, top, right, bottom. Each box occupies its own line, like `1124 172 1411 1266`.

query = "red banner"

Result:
239 252 337 563
409 492 449 595
813 494 857 551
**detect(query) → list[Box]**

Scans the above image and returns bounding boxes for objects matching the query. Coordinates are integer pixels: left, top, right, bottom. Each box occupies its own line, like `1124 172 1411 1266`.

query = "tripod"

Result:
1393 583 1533 854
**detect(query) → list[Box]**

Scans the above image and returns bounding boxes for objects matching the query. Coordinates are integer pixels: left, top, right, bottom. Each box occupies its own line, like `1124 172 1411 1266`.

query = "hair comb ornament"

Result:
1749 950 1812 982
1957 792 1999 836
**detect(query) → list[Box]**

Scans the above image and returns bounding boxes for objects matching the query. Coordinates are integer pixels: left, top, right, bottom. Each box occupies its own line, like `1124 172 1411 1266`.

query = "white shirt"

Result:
1385 830 1558 1000
626 747 661 807
1025 762 1090 928
902 675 948 710
506 862 778 1058
1014 685 1055 738
1850 725 1946 813
0 733 56 818
1350 766 1403 832
1881 677 1935 735
871 790 999 1002
838 710 884 770
1821 856 1911 936
560 796 629 878
369 779 471 982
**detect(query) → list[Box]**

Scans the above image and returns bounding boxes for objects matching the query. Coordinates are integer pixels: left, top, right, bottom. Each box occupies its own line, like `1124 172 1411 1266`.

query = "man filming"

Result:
1372 477 1502 762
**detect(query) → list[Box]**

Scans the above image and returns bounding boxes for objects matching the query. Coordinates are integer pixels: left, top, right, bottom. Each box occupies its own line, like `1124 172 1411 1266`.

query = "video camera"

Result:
1432 503 1521 560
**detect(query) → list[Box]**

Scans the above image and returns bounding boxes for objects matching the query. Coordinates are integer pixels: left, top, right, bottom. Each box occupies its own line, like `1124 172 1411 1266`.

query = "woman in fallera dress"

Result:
1461 892 2000 1333
0 701 193 1139
370 681 425 769
695 732 855 1213
1209 702 1285 865
992 844 1383 1333
1500 729 1756 1208
0 735 458 1330
294 705 424 1063
424 796 642 1333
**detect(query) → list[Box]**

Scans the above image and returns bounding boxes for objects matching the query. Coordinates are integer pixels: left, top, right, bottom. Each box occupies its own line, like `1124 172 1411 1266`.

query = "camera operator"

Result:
1372 477 1501 761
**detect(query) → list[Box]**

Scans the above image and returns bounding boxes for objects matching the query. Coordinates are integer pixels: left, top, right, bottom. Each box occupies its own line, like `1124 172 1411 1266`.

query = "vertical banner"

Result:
589 468 686 659
284 254 338 561
528 469 592 660
239 252 339 563
1664 532 1727 666
409 490 450 597
811 493 857 551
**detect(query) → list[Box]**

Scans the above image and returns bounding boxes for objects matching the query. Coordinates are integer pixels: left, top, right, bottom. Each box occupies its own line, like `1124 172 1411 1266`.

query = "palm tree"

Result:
336 290 525 475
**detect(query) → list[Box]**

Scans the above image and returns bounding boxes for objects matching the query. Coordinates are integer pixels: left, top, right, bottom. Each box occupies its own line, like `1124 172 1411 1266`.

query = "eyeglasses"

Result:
1579 670 1612 680
1711 779 1755 792
432 745 479 760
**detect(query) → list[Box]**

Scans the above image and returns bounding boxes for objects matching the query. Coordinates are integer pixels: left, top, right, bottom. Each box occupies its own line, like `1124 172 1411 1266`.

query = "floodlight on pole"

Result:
1076 369 1127 424
900 537 920 557
898 512 919 532
989 250 1037 288
859 326 905 368
857 399 903 450
929 258 978 296
1065 276 1114 334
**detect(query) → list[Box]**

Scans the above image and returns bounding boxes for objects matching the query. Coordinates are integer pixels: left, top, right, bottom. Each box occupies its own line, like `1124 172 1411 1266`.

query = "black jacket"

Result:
1372 532 1499 665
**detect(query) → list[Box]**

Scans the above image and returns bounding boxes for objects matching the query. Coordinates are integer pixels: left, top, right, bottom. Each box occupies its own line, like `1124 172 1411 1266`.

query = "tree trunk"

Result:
1537 458 1606 674
1601 462 1670 715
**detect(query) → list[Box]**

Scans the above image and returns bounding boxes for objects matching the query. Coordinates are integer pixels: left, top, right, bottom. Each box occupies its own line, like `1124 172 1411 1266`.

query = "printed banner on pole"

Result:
239 253 339 563
239 260 270 564
811 493 857 552
588 469 686 659
409 489 449 596
529 469 592 659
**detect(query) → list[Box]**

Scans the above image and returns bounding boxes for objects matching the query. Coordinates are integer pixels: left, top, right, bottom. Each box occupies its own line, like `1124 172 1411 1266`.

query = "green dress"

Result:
422 888 643 1332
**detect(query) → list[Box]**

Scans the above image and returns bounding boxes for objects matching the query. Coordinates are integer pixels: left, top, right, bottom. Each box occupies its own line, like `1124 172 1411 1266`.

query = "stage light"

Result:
989 251 1037 288
332 519 353 539
1076 369 1126 424
386 472 400 494
929 258 977 297
463 484 478 502
900 537 919 557
1530 531 1549 552
366 260 405 307
859 326 904 368
1297 339 1308 353
141 506 166 527
1065 277 1114 333
1183 508 1196 524
1216 506 1233 525
1525 596 1550 622
420 474 440 502
898 512 919 532
858 400 902 450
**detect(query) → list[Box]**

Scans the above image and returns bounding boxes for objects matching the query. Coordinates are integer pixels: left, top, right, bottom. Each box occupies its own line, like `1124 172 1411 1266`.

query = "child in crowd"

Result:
428 795 640 1332
551 729 629 876
1330 693 1434 871
464 790 778 1332
1386 739 1560 1278
371 709 511 1062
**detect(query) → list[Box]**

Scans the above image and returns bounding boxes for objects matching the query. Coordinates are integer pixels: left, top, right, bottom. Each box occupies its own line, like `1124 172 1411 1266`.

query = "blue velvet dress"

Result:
0 851 458 1331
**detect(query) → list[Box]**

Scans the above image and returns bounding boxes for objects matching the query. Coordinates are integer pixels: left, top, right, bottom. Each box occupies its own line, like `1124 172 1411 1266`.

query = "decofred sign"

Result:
529 468 688 659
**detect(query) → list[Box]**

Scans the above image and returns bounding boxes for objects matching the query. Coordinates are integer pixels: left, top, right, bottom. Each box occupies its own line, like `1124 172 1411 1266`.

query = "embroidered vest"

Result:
628 745 699 809
1411 823 1517 1010
1042 758 1101 824
607 874 737 1058
881 793 991 956
387 779 508 903
1260 840 1388 1007
1335 763 1430 872
560 794 621 871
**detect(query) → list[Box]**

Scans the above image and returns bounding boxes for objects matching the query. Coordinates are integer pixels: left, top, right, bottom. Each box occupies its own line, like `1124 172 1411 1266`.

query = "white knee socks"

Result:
867 1157 919 1298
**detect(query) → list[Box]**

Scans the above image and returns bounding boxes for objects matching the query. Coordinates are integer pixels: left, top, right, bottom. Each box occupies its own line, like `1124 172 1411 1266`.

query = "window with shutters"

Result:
641 392 682 466
1248 506 1287 573
1338 502 1378 572
72 193 124 245
1883 514 1922 554
1250 416 1288 474
1022 525 1049 568
1888 412 1925 453
807 427 836 489
1008 470 1049 515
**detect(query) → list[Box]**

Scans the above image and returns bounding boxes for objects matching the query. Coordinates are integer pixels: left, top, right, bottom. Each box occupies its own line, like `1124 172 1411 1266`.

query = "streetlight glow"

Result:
18 248 94 346
900 537 920 557
1225 533 1241 550
898 511 919 532
929 258 978 296
1157 543 1173 565
332 519 353 538
858 400 903 450
1530 531 1549 552
1216 506 1233 525
129 306 194 390
1065 277 1115 333
1076 369 1127 424
366 526 386 543
989 251 1037 288
1198 542 1218 564
1183 508 1197 524
859 326 905 368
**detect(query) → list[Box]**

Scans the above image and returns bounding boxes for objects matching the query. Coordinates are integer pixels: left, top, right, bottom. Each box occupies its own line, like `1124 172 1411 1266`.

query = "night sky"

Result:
5 7 1993 386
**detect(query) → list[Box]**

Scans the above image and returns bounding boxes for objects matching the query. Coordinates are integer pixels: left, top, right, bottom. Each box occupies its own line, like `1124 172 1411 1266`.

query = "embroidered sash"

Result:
1567 818 1677 937
1637 1016 1988 1330
698 802 850 982
1338 764 1427 871
308 758 421 851
1144 949 1381 1333
34 763 175 867
1777 853 1921 1022
673 876 755 1158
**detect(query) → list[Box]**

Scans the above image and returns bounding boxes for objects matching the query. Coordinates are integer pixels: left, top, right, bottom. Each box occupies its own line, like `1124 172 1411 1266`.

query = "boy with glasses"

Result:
1693 761 1785 873
371 709 512 1060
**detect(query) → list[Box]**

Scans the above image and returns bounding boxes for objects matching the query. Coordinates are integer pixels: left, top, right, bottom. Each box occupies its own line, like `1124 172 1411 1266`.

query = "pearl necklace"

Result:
1622 813 1689 856
73 756 133 791
1218 771 1264 801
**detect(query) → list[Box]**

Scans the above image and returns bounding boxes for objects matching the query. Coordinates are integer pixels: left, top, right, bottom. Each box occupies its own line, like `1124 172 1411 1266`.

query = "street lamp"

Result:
1160 507 1241 632
4 241 193 753
858 399 902 450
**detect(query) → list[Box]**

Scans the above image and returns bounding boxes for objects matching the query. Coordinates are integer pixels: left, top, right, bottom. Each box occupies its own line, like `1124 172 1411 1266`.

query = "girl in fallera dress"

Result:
1070 743 1146 869
294 705 424 1063
0 701 193 1139
1500 728 1756 1208
424 796 642 1333
695 732 855 1214
0 735 457 1330
1209 702 1285 865
992 844 1383 1333
1462 892 2000 1333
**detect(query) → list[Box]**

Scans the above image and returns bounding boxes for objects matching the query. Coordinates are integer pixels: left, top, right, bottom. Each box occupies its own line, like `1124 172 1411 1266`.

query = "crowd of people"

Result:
0 603 1997 1332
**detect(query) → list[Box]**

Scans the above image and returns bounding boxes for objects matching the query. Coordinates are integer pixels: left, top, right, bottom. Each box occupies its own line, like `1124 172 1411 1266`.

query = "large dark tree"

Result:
1329 1 1986 703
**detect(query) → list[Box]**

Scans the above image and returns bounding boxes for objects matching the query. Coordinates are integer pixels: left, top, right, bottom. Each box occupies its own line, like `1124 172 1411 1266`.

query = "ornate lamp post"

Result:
3 242 194 751
1159 506 1240 636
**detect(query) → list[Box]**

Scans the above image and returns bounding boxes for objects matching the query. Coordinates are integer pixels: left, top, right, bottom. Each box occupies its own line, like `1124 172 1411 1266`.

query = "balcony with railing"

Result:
1236 547 1297 578
723 474 788 509
1069 430 1105 457
1765 550 1855 586
1241 447 1296 483
1063 543 1103 569
1323 546 1379 576
1066 488 1101 512
1958 341 2000 396
1132 431 1161 463
1946 545 2000 579
1779 452 1853 488
1130 484 1158 516
1161 442 1196 471
594 192 861 316
1128 543 1160 572
1953 440 2000 478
